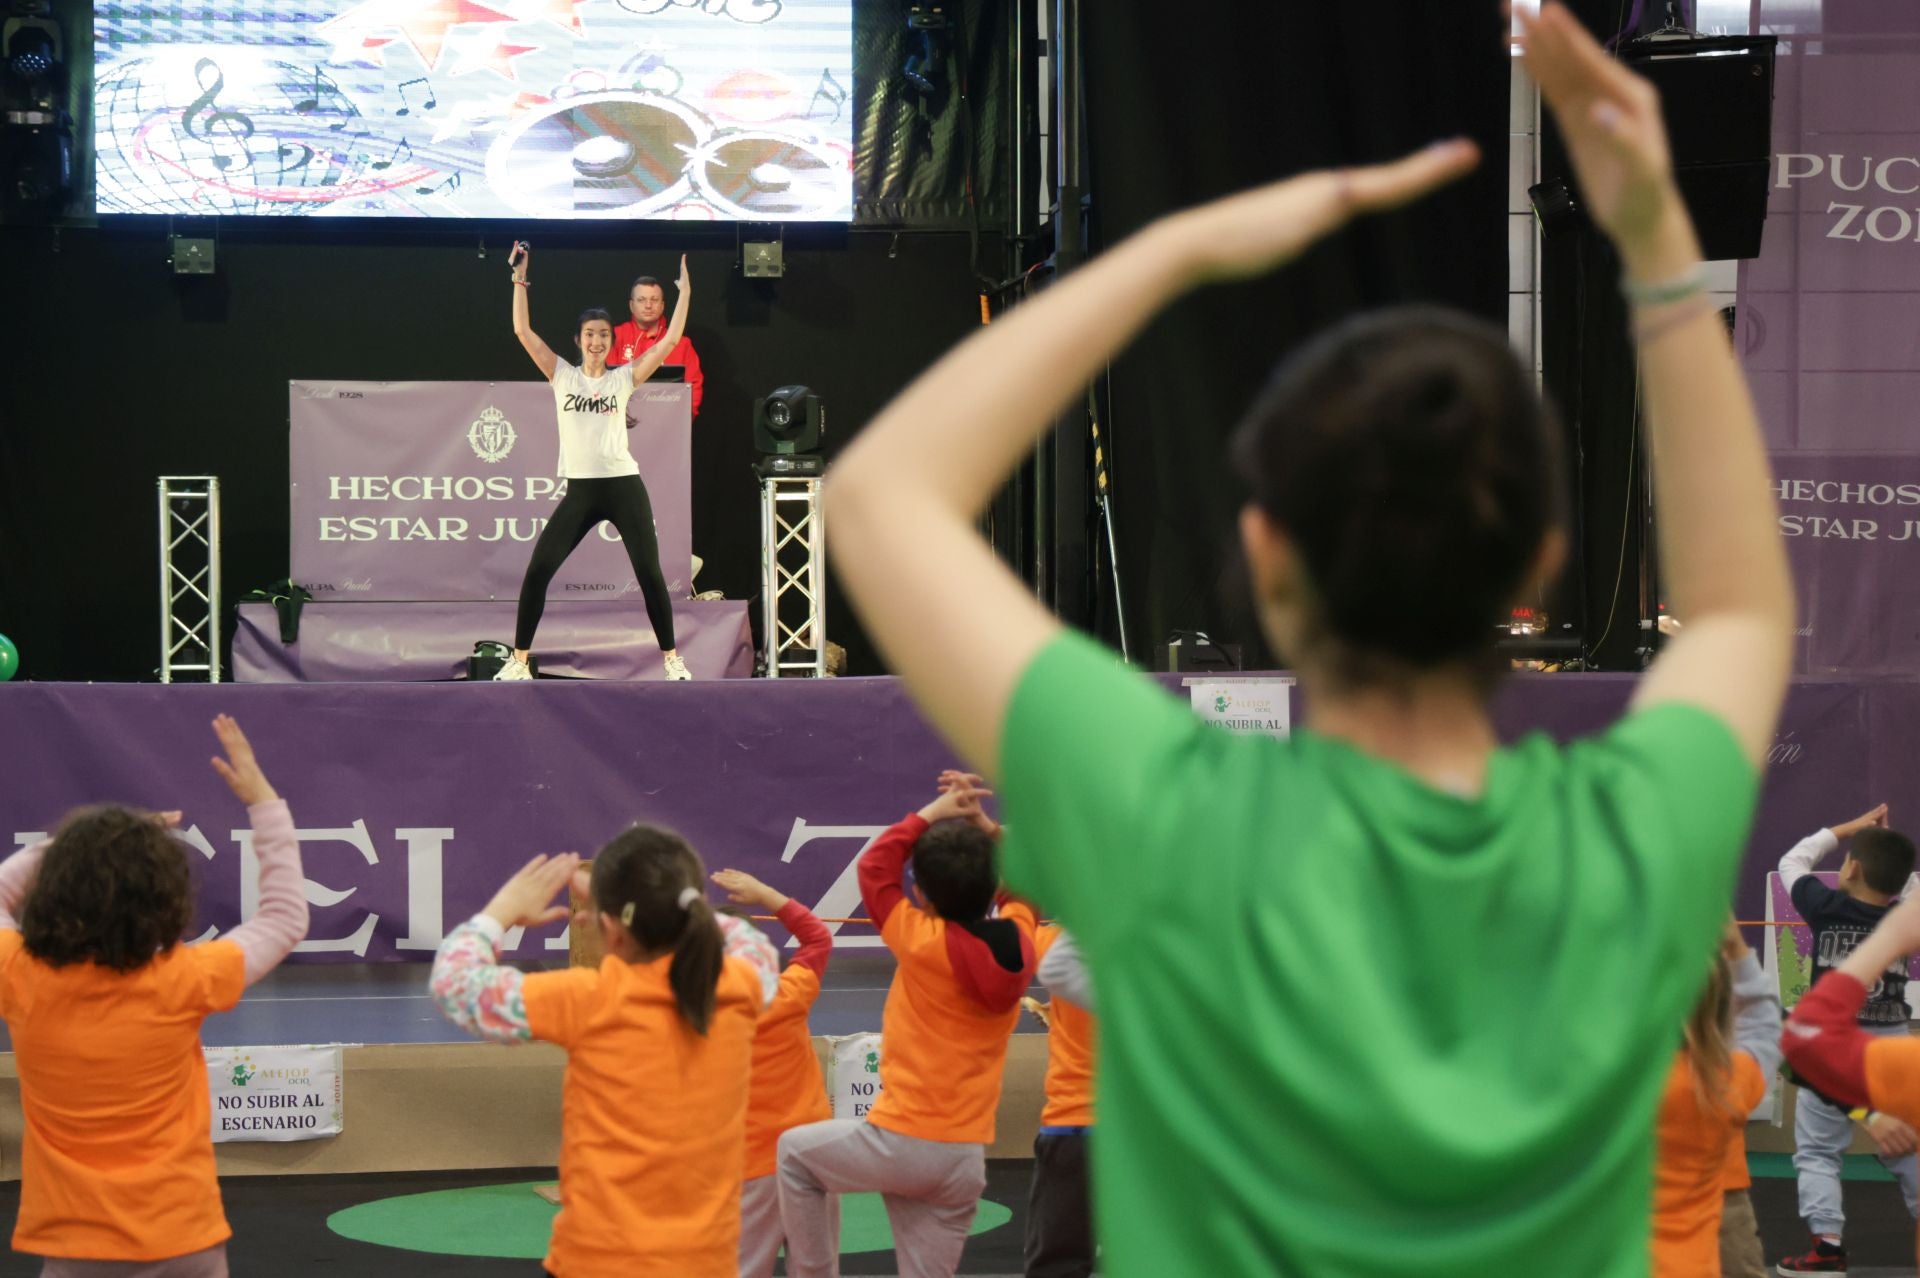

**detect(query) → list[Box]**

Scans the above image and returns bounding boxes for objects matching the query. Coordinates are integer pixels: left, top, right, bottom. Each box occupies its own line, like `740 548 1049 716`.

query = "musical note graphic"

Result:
807 67 849 123
276 142 314 181
370 137 412 171
395 77 438 116
182 57 256 172
415 172 462 197
293 66 341 115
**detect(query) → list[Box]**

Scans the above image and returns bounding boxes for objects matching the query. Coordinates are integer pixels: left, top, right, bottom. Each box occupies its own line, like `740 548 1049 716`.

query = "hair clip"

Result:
677 886 701 911
619 902 635 927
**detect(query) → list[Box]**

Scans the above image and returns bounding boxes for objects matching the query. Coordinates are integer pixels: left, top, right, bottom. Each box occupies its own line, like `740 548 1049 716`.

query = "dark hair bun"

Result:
1231 307 1564 674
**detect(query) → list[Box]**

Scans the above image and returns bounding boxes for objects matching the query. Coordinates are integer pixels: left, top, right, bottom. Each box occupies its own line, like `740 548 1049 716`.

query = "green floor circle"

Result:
327 1182 1013 1260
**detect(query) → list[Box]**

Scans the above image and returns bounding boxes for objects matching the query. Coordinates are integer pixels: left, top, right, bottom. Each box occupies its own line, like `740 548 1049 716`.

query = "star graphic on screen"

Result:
318 0 519 72
449 33 541 81
520 0 586 35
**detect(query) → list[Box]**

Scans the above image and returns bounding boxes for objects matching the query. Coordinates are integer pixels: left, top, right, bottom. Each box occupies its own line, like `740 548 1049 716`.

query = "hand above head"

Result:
1832 804 1891 842
482 852 581 931
937 770 1002 835
1165 139 1479 288
1512 3 1688 268
209 715 279 806
677 253 690 292
918 781 995 830
711 868 788 911
509 240 529 276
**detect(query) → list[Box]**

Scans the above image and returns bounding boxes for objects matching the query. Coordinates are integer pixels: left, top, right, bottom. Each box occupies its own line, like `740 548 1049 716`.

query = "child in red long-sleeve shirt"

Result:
776 779 1036 1278
1783 889 1920 1273
710 869 835 1278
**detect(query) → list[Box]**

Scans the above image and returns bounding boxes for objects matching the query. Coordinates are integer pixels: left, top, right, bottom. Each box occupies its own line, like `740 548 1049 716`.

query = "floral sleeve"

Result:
430 915 532 1043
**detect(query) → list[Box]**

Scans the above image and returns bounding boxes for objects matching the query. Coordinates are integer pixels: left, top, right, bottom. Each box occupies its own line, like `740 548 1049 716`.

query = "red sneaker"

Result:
1775 1237 1848 1274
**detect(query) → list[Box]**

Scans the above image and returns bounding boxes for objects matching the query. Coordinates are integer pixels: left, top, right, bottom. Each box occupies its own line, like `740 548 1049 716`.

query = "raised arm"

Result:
0 842 47 931
197 716 310 983
509 241 559 381
826 148 1476 775
626 255 690 384
1513 6 1792 766
1783 893 1920 1111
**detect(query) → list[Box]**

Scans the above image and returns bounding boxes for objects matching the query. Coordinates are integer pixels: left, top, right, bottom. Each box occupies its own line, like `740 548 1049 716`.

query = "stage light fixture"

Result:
903 4 950 97
742 239 784 278
753 385 824 457
1527 178 1581 237
1 15 61 105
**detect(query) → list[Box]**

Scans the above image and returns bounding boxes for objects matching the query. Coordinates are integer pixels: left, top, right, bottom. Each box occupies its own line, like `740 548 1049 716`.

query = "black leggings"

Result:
513 475 676 652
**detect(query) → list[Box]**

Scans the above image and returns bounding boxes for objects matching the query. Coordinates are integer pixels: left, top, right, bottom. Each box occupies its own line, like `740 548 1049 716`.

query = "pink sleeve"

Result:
217 800 310 984
0 842 49 931
432 915 534 1043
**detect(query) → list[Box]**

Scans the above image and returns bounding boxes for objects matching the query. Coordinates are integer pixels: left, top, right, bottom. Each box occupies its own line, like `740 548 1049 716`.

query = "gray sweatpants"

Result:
739 1173 802 1278
777 1119 985 1278
40 1246 228 1278
1794 1033 1920 1238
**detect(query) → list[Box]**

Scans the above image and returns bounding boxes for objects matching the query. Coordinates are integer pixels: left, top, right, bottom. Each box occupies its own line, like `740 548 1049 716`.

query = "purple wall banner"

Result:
3 674 1917 964
1736 18 1920 674
289 380 692 603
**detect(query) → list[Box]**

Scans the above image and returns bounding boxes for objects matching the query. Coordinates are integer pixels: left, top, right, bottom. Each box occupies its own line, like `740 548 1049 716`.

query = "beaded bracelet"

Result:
1621 262 1708 307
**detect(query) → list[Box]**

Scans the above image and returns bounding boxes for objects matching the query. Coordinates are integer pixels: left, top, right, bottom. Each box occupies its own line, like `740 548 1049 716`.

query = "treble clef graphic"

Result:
183 57 255 173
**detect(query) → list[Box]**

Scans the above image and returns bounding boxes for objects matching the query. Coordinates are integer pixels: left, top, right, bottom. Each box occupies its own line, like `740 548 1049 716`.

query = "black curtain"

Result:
854 0 1010 229
1082 5 1510 667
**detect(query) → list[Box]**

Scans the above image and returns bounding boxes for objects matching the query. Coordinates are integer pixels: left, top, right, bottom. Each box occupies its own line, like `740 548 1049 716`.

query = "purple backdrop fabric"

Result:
231 600 754 683
289 380 693 602
1736 19 1920 674
2 673 1915 963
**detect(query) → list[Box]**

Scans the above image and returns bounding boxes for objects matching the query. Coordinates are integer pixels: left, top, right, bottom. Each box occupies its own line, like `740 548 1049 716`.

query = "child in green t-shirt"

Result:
817 6 1792 1276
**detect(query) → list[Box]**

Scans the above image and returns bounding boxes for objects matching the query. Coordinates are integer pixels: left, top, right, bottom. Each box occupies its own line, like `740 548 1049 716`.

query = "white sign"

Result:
1188 678 1294 739
206 1045 344 1143
827 1033 884 1121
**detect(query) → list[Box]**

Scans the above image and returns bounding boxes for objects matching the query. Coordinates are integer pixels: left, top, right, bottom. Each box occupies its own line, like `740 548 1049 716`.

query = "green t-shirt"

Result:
999 631 1757 1278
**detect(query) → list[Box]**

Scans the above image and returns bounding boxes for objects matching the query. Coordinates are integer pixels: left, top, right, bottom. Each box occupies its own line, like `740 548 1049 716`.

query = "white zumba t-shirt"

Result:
550 360 639 479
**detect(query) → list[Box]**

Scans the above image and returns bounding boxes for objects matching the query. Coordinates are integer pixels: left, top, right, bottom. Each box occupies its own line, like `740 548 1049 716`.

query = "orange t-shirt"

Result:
1865 1036 1920 1272
1650 1050 1767 1278
1035 926 1095 1129
0 931 245 1260
867 900 1037 1145
743 963 831 1180
525 951 764 1278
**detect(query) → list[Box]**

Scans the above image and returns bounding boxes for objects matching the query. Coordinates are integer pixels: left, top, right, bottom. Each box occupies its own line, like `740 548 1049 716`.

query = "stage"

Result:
232 598 755 683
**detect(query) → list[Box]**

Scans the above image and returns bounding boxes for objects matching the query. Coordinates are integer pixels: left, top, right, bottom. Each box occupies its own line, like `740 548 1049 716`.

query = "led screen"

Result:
93 0 853 219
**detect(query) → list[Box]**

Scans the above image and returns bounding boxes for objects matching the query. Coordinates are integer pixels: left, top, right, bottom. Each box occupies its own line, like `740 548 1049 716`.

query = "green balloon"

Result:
0 633 17 681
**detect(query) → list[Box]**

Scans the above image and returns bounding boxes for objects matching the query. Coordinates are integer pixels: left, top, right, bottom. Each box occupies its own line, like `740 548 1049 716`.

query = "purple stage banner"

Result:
3 674 1918 963
289 380 692 603
230 600 754 683
1737 16 1920 674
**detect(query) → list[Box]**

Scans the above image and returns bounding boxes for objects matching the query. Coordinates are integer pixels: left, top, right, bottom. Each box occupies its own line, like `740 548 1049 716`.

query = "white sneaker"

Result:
663 652 692 681
493 655 533 681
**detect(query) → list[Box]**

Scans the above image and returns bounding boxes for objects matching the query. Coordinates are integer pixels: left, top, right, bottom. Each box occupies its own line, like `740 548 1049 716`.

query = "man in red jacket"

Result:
609 273 704 418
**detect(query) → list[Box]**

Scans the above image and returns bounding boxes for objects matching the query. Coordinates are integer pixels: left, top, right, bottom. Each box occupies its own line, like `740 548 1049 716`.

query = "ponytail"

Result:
669 892 723 1034
589 826 726 1035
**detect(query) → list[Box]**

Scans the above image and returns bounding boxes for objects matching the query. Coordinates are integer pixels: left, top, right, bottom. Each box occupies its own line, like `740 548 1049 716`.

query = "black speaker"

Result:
1619 35 1776 260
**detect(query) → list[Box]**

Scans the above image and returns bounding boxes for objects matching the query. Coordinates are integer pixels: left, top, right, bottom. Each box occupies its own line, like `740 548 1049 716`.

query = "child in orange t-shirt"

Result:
777 777 1036 1278
1782 889 1920 1274
432 826 779 1278
1650 921 1780 1278
1029 923 1097 1278
0 715 310 1278
709 868 835 1278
